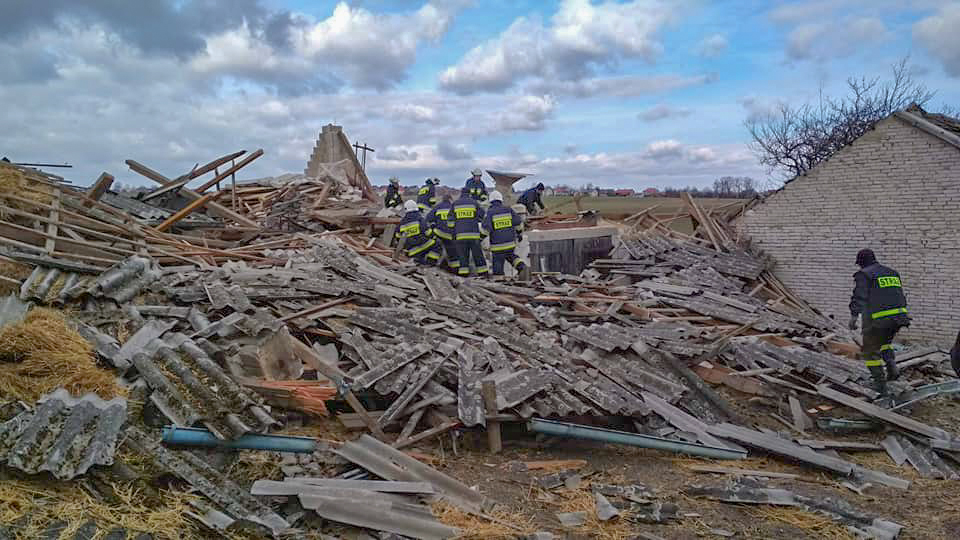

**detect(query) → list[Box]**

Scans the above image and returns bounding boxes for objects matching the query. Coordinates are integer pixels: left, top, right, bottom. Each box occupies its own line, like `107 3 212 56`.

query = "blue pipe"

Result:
528 418 746 460
162 426 318 453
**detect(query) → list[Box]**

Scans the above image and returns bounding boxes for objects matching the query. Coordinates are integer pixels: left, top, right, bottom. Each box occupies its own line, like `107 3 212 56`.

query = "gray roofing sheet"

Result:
0 389 126 480
131 333 279 440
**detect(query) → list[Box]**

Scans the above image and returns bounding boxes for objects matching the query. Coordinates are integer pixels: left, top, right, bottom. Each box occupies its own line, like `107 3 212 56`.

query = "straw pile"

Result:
0 477 198 539
432 502 535 539
0 163 52 212
0 308 124 401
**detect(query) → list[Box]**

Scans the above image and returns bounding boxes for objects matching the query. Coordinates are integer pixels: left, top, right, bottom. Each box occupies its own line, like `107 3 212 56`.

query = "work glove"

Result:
848 315 859 331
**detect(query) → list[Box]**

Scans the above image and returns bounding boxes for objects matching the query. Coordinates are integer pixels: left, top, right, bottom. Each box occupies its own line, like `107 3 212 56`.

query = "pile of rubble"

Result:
0 144 958 538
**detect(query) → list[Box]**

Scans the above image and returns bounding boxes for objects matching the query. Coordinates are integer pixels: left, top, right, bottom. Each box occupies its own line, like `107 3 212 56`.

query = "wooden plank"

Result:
481 381 502 454
83 172 114 207
44 192 61 254
789 396 813 433
392 420 459 450
194 149 264 193
280 296 353 323
125 159 259 228
153 192 219 232
817 385 949 440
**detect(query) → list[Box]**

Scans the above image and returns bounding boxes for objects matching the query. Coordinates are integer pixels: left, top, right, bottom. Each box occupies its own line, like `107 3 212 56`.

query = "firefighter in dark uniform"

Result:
518 182 546 215
849 249 910 394
482 190 526 277
397 200 441 265
464 168 488 203
384 176 403 209
426 193 459 272
416 177 438 211
452 187 487 276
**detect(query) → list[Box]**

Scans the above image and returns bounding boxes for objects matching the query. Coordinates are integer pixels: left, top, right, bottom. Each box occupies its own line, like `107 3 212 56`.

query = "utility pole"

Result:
353 142 375 171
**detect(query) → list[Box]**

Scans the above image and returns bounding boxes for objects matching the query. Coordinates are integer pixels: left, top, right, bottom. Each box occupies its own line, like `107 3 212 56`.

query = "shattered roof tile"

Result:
0 389 126 480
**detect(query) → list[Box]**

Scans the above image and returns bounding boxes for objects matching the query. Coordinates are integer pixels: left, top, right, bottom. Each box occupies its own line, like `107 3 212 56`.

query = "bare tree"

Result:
747 57 936 179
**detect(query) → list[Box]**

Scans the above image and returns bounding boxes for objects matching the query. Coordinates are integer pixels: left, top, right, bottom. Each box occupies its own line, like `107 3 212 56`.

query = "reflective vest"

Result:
452 196 484 241
464 177 487 202
482 201 522 252
416 183 436 210
396 211 436 256
859 263 908 326
426 201 455 241
384 184 402 208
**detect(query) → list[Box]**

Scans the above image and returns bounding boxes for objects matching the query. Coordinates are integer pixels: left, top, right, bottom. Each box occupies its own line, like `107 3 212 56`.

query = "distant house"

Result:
598 188 616 197
614 189 635 197
643 187 660 197
554 186 573 196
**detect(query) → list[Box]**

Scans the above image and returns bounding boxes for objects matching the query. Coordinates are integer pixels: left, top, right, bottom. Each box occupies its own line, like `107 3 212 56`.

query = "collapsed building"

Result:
0 126 957 538
740 105 960 345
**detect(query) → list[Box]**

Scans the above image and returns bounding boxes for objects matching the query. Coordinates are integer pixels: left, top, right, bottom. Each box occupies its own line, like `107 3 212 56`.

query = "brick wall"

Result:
739 116 960 345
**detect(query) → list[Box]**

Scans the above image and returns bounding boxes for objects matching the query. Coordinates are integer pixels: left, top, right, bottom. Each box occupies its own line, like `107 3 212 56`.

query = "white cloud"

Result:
528 73 712 98
645 139 683 158
496 95 556 131
439 0 676 95
914 4 960 77
780 16 890 62
638 103 693 122
697 33 728 57
190 1 462 92
738 95 783 123
388 103 437 122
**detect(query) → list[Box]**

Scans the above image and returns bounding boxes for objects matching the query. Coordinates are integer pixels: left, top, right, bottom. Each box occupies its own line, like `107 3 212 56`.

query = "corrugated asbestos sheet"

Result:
19 256 161 305
0 295 29 328
0 389 126 480
124 426 289 536
131 333 279 440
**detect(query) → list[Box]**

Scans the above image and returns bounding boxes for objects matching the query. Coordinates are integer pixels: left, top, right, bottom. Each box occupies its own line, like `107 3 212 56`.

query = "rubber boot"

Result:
881 348 899 381
868 365 888 396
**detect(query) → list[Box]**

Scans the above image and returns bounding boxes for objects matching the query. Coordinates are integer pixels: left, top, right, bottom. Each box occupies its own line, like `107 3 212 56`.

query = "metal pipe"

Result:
528 418 746 460
162 426 317 453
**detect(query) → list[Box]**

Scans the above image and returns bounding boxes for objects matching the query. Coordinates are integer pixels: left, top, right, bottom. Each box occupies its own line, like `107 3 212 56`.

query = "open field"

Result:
541 196 748 220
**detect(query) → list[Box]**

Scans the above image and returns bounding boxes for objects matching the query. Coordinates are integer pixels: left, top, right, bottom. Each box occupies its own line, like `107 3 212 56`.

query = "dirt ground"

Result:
404 392 960 540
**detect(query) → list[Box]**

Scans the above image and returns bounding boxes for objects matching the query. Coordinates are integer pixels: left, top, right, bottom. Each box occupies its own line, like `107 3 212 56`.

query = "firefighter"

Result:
426 192 459 272
397 200 441 266
384 176 403 209
452 187 487 276
464 169 488 203
417 177 438 211
518 182 546 215
848 249 910 395
482 190 526 277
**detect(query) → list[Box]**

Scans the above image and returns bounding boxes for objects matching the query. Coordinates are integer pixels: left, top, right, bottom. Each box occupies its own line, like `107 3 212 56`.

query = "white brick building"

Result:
739 105 960 345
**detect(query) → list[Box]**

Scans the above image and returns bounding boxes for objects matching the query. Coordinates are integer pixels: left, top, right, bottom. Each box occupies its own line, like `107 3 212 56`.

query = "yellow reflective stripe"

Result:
407 238 436 255
435 209 449 219
871 307 907 319
399 223 421 236
877 276 901 288
434 230 452 240
426 252 440 260
492 215 513 229
880 344 894 351
864 359 885 367
490 243 516 252
454 206 476 218
418 187 429 195
457 233 481 240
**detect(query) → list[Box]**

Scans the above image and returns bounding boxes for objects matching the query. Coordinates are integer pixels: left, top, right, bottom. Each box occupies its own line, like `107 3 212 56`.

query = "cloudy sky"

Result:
2 0 959 191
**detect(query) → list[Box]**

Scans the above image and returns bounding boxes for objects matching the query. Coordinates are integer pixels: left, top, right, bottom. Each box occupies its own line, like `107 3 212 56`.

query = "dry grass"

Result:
0 477 199 539
433 502 536 539
547 486 638 540
748 506 856 539
226 451 287 486
0 164 52 211
0 260 31 296
0 308 125 402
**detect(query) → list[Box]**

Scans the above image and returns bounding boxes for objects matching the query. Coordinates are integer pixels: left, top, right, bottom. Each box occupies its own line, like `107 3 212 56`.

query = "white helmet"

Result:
489 190 503 202
471 168 482 177
403 200 419 212
389 176 399 184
